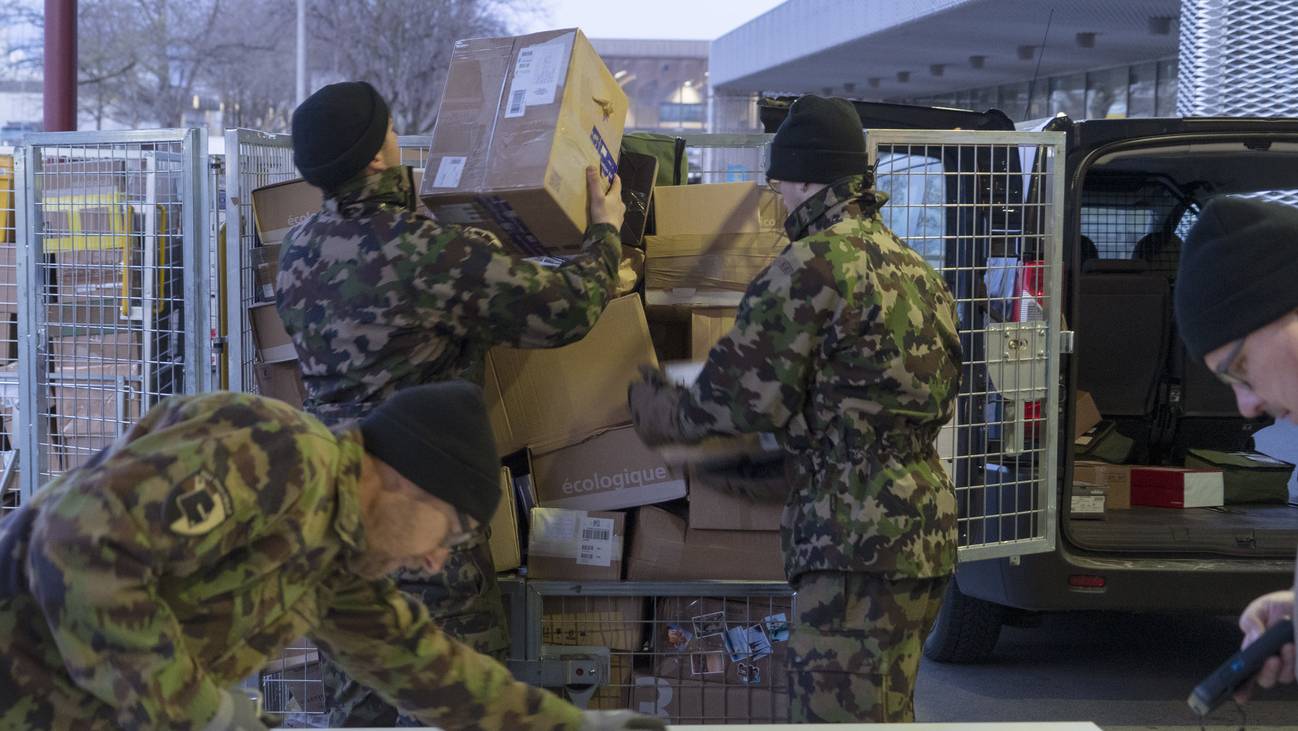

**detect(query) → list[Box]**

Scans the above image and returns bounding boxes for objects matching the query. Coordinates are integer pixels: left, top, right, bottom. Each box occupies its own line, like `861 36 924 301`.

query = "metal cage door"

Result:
868 128 1066 562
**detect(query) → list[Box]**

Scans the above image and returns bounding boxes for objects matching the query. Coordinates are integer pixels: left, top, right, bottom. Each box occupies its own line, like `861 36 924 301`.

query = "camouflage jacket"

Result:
276 166 621 424
0 393 581 730
676 176 963 581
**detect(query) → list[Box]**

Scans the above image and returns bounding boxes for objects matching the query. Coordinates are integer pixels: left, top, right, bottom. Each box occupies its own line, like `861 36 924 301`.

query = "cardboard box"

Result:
248 302 297 363
652 183 786 236
483 294 657 455
690 309 736 360
51 363 141 471
645 231 786 297
1073 460 1132 510
1131 466 1225 508
251 245 281 302
588 654 634 710
632 675 787 724
688 474 783 531
1076 390 1102 437
421 28 628 256
1070 481 1106 519
530 425 687 511
527 507 625 580
541 596 646 650
490 466 523 572
253 360 307 409
51 331 142 366
52 248 129 303
251 179 322 246
626 506 784 581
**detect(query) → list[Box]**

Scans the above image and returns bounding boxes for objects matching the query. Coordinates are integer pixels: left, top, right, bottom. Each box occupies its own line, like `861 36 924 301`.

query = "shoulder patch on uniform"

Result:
166 472 233 536
776 258 797 276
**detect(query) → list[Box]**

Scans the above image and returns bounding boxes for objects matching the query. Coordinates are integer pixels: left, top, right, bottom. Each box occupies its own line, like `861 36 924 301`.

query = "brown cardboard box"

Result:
626 506 784 581
652 183 786 236
52 248 129 303
251 179 322 246
51 331 142 366
51 363 141 471
588 654 634 710
483 295 657 454
688 474 783 531
1070 481 1106 519
527 507 625 580
248 302 296 363
1076 390 1102 436
1074 460 1132 510
689 309 736 360
631 675 787 723
645 231 786 303
541 596 646 650
530 426 687 511
253 360 307 409
490 466 523 572
421 28 628 256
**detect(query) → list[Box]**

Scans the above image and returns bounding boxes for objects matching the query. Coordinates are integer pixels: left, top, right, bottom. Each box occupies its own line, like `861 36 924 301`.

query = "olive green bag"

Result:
1073 420 1136 465
621 132 687 187
1184 449 1291 504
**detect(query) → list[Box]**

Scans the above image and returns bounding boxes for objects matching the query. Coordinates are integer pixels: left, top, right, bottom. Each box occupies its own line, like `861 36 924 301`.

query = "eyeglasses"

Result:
765 178 781 194
442 509 479 550
1213 336 1250 388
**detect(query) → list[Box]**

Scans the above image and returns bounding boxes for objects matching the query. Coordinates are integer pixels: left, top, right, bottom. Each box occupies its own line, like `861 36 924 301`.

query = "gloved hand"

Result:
580 709 667 730
202 689 269 731
693 453 793 502
628 365 686 446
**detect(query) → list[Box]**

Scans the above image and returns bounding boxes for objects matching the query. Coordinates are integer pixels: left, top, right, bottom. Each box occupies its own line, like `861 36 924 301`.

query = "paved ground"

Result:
916 610 1298 729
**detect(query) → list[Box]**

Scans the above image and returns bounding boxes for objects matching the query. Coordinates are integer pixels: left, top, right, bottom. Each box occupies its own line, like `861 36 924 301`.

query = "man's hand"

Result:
628 366 685 446
588 166 625 230
580 709 666 730
203 689 269 731
1234 589 1296 703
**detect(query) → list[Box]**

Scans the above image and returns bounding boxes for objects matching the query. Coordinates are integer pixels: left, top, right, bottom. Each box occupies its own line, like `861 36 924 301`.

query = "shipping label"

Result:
505 38 568 118
575 516 615 566
432 156 467 188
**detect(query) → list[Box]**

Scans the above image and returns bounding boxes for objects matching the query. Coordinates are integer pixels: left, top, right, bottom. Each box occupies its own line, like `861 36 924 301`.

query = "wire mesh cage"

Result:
0 147 17 513
870 130 1066 560
524 581 795 725
14 130 210 497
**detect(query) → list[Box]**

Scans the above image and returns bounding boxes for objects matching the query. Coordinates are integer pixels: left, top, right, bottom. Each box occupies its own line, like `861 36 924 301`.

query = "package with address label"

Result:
527 507 625 580
420 28 628 257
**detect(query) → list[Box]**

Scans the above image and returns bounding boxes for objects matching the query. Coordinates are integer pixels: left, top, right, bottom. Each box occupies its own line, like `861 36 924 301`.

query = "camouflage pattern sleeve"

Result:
417 222 622 349
26 480 226 728
676 242 838 441
312 574 581 731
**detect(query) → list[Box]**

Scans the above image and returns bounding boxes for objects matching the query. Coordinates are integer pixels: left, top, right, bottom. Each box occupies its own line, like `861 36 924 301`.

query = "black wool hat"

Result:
1176 196 1298 360
765 95 868 184
359 381 501 526
291 81 390 191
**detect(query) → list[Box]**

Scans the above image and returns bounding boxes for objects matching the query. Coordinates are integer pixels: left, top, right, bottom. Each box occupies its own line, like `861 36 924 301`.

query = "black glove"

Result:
628 365 685 446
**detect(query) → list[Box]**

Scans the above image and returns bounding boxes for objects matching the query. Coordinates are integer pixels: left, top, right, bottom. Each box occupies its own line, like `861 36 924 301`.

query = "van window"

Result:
876 152 945 269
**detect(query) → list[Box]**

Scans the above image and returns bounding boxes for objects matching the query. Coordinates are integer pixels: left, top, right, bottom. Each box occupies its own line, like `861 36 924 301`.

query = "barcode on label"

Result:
582 527 610 542
507 89 526 117
579 550 595 560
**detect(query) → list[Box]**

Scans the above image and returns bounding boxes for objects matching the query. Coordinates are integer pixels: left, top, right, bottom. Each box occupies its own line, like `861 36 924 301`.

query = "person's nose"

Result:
1233 384 1267 419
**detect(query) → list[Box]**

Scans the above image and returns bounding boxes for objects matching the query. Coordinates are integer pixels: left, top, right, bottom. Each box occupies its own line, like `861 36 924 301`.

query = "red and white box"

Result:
1130 467 1225 508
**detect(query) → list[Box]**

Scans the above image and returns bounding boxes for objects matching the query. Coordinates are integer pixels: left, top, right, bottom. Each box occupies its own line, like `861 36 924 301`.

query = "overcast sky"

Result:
518 0 788 40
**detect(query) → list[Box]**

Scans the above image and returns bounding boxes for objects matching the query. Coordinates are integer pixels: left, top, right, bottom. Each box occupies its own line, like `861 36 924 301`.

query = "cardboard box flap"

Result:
653 183 787 235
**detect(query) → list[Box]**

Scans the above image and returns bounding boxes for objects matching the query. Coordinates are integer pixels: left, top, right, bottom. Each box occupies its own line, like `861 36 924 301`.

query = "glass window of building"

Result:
999 81 1029 119
1156 59 1178 116
972 85 998 112
1128 62 1157 117
1026 79 1050 119
1086 67 1129 119
1050 73 1086 119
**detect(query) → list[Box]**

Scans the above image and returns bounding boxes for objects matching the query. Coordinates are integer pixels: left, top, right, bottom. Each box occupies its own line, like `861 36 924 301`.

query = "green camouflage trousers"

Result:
323 536 510 727
788 572 948 723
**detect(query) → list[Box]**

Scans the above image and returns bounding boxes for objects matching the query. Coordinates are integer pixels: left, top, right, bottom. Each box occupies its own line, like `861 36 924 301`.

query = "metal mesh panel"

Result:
1178 0 1298 118
208 153 226 388
261 640 328 725
224 130 296 393
0 148 17 513
15 130 210 495
870 130 1064 561
686 133 772 184
526 582 794 724
1079 175 1198 279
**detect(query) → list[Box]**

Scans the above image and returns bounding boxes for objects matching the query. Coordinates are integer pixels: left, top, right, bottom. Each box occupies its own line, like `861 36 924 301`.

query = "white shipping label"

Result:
504 38 568 117
576 516 615 567
1071 495 1105 513
432 156 467 188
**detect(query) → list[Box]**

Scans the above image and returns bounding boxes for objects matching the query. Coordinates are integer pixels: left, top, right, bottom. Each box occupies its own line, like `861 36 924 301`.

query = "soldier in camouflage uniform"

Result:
276 82 624 726
0 385 661 730
629 95 962 723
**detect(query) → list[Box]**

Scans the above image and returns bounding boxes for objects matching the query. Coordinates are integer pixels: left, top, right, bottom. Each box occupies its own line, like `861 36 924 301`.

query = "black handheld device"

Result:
1188 619 1293 716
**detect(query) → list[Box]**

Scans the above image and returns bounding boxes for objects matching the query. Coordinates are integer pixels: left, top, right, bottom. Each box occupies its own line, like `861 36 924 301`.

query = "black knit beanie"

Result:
359 381 501 526
1176 196 1298 360
291 81 390 191
765 95 867 183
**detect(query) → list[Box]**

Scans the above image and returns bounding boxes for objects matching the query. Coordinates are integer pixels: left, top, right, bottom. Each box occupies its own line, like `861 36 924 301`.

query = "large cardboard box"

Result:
1076 390 1102 436
652 183 786 236
421 28 628 256
1073 460 1132 510
645 232 786 302
541 596 646 650
688 473 783 532
489 466 523 572
51 362 141 471
527 507 625 580
483 295 656 455
1131 466 1225 508
253 361 307 410
689 309 736 360
51 331 143 366
530 425 687 511
251 179 322 246
626 506 784 581
248 302 297 363
632 675 787 724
